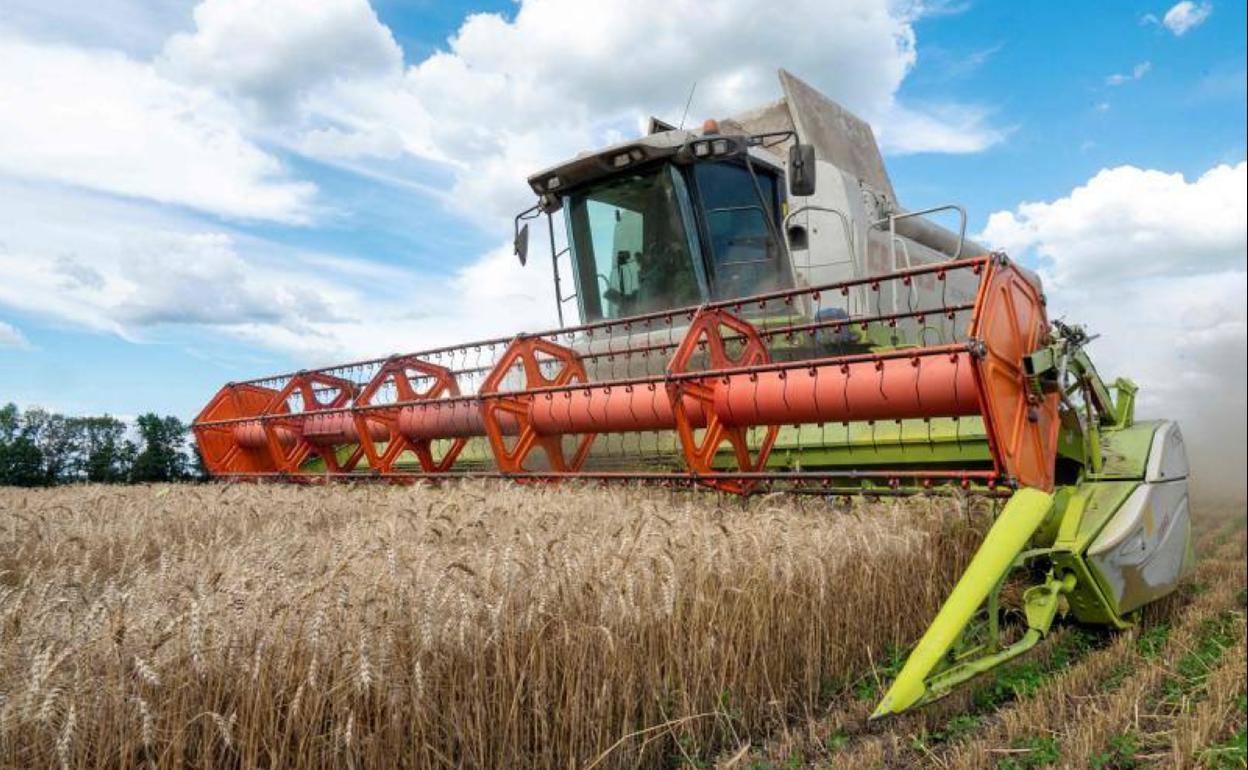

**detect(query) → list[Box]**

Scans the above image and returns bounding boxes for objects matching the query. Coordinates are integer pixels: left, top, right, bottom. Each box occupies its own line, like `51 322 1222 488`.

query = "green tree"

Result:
191 440 210 481
0 405 197 487
0 403 17 444
22 408 80 484
130 413 189 482
0 403 45 486
76 415 133 482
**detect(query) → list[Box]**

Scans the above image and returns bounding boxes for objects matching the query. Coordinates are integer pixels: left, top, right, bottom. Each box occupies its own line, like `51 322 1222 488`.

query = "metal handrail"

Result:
873 204 968 269
890 236 918 314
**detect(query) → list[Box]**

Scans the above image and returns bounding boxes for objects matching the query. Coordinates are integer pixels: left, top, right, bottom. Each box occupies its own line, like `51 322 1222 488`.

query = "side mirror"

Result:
788 143 816 197
514 222 530 266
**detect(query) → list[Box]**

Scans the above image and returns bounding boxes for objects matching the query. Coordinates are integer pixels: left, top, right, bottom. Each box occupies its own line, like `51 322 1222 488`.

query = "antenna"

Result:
677 80 697 131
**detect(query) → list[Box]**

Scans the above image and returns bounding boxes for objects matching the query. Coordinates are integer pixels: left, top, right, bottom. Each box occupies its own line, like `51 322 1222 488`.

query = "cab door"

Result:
690 160 793 301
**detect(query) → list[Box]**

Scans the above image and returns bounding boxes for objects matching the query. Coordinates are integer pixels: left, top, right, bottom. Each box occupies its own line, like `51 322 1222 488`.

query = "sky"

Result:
0 0 1244 493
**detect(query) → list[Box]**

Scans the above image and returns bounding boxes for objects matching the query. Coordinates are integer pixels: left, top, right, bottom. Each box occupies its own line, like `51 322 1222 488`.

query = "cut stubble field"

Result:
0 483 1243 770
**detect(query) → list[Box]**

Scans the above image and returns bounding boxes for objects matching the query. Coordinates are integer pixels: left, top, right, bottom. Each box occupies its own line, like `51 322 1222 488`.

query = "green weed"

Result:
852 646 906 703
823 729 850 753
1099 661 1134 693
1089 732 1139 770
997 735 1060 770
1136 622 1171 659
1158 611 1240 708
1196 725 1246 770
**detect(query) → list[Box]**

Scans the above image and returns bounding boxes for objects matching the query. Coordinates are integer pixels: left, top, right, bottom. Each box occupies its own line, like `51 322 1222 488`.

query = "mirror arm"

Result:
746 129 798 149
515 203 540 230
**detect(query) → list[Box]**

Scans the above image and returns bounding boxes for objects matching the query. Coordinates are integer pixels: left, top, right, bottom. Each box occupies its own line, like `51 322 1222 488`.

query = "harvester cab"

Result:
519 69 980 338
193 69 1193 719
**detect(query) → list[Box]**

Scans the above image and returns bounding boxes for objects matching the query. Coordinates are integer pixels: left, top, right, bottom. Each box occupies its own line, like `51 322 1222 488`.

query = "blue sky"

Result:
0 0 1244 484
889 1 1246 214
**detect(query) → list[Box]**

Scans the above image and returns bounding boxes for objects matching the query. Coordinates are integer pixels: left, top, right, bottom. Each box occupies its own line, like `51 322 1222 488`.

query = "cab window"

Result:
565 165 705 321
692 161 790 299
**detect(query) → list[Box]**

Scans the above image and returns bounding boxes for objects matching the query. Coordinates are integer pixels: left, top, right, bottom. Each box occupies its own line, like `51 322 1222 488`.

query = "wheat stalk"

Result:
6 481 1222 770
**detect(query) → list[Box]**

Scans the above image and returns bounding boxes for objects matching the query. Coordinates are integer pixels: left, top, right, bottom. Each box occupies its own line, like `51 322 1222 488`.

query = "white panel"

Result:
1088 483 1150 556
1088 478 1192 615
1146 420 1190 483
786 161 861 287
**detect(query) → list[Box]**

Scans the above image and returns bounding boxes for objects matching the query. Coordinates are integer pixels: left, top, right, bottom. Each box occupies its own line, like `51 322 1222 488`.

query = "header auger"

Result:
193 70 1193 717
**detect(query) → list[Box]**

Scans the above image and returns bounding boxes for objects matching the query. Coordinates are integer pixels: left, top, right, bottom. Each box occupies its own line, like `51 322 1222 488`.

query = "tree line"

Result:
0 403 203 486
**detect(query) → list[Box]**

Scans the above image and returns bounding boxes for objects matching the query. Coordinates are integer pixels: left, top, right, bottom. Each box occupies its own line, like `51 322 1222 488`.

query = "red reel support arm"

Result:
479 336 596 475
262 372 356 474
352 356 467 474
666 308 779 494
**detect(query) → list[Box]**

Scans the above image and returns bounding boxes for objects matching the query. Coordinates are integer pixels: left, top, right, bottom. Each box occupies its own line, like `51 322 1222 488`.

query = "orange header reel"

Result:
194 254 1058 494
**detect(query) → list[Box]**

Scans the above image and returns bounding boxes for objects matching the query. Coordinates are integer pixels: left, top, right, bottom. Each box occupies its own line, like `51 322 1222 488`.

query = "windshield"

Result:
693 160 789 299
564 165 704 321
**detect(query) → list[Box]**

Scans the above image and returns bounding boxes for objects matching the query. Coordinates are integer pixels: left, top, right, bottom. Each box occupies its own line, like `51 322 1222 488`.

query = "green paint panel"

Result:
764 417 991 471
1094 421 1159 480
871 488 1055 717
1044 480 1137 628
1069 481 1140 552
1055 410 1087 465
1051 550 1131 629
299 417 991 479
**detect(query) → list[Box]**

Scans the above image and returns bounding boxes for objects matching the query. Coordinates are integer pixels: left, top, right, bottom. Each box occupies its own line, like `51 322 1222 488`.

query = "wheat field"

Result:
0 484 1242 770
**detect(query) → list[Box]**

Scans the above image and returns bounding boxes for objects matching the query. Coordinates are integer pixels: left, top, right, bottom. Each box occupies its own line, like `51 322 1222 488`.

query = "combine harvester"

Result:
193 71 1193 717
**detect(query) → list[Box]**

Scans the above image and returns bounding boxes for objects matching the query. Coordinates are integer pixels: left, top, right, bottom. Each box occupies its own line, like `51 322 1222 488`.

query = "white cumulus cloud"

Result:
981 161 1248 497
0 0 193 55
1106 61 1152 86
0 0 1010 411
160 0 403 117
0 35 315 222
0 320 30 349
0 178 558 363
1162 1 1213 35
981 163 1246 287
156 0 1006 222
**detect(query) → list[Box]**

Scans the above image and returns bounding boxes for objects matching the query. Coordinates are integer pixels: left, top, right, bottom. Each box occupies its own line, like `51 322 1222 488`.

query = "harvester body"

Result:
192 70 1193 717
530 70 980 331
